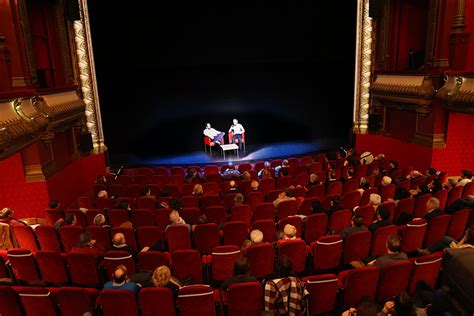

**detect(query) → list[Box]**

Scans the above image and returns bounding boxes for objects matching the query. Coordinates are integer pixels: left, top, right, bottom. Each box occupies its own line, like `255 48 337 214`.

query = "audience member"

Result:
445 195 474 214
444 178 458 190
274 159 290 177
457 169 472 186
327 195 343 218
368 205 391 233
381 176 392 186
54 212 76 231
342 297 377 316
423 197 444 220
241 171 251 181
226 180 240 194
277 224 300 247
258 161 273 179
0 207 22 226
250 180 259 191
150 266 181 298
233 193 245 206
97 190 108 199
368 235 407 268
311 200 324 214
111 232 138 259
340 214 368 239
165 210 191 232
71 232 104 257
103 264 140 294
273 189 296 208
221 256 257 290
192 183 203 196
306 173 320 188
356 178 371 196
92 213 109 228
185 167 202 184
417 225 474 255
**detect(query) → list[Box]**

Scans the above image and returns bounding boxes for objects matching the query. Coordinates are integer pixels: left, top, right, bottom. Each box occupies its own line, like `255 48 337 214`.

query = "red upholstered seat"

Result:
399 219 427 253
207 245 241 282
103 251 136 279
377 260 413 302
380 184 396 202
56 287 99 316
226 282 263 316
413 194 433 218
178 285 215 316
223 221 248 247
171 250 203 284
341 191 361 210
307 184 325 198
194 223 220 255
12 225 39 252
343 179 360 194
326 181 343 196
247 243 275 278
97 290 139 316
136 226 163 249
231 205 252 229
276 199 298 220
111 227 138 250
35 251 69 284
7 249 41 283
252 220 277 243
136 197 156 211
339 266 380 308
259 178 276 197
131 209 154 227
204 206 227 227
446 185 464 209
360 187 379 206
424 214 451 247
140 288 176 316
279 239 307 273
77 197 93 209
86 225 112 249
343 230 371 264
109 209 130 227
329 209 352 234
354 205 375 227
67 253 102 287
278 216 303 238
304 213 328 244
35 225 61 252
394 197 415 223
371 225 398 256
303 274 338 314
277 176 293 189
59 225 83 252
17 287 57 316
408 253 443 294
166 225 191 252
0 286 22 316
44 209 64 226
137 251 170 273
253 203 274 222
447 209 470 239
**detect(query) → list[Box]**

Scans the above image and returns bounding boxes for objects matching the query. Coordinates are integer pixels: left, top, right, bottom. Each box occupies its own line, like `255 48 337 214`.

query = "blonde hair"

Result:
93 213 106 226
369 194 381 206
250 229 263 244
169 210 180 223
283 224 297 238
382 176 392 185
193 184 203 195
152 266 171 287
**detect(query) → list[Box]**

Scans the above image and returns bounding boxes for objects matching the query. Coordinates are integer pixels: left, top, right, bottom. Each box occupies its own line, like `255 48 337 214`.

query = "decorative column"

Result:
353 0 373 134
451 0 465 33
72 0 105 150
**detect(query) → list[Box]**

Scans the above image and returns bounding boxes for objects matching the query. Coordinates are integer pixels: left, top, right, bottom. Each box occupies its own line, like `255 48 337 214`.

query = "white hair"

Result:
250 230 263 244
382 176 392 185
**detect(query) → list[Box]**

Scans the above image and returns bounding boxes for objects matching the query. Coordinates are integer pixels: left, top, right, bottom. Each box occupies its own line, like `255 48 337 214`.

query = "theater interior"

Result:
1 0 474 315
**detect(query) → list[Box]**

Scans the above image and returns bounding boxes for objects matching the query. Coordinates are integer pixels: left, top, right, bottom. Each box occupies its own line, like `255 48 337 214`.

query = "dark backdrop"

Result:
87 1 357 162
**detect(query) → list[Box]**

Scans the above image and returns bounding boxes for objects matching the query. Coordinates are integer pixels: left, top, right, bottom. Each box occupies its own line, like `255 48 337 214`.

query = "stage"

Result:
124 138 345 167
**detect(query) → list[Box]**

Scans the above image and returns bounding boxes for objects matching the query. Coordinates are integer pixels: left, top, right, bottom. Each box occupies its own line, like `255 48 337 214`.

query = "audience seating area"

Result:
1 153 473 315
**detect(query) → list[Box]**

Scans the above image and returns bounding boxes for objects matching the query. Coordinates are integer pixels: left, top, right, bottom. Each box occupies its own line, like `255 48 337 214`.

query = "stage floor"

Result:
125 138 344 166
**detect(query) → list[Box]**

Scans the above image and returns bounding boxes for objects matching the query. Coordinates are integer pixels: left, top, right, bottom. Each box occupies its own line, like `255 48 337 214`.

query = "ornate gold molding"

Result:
72 0 106 150
353 0 373 134
371 75 436 100
437 75 474 114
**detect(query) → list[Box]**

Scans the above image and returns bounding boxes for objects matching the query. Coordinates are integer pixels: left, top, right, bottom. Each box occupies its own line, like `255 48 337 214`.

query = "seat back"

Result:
303 274 338 315
194 223 220 254
137 251 170 273
259 178 275 197
0 286 22 316
7 249 40 282
103 250 136 279
377 260 413 302
109 209 131 227
12 225 38 252
413 194 433 218
181 207 201 226
424 214 451 247
394 197 415 223
56 287 99 316
380 184 396 202
131 209 154 227
153 208 173 230
86 225 111 249
252 220 277 243
304 213 328 243
67 253 102 286
408 253 443 294
97 290 138 316
343 179 360 195
433 189 449 210
231 205 252 229
253 203 274 221
360 188 379 206
447 209 470 240
400 220 427 253
329 209 352 234
341 191 361 210
223 221 248 247
276 199 298 220
326 181 343 196
136 226 163 249
35 251 69 283
35 225 61 252
166 225 191 252
178 285 215 316
139 288 176 316
227 282 263 316
343 230 371 264
204 206 227 227
354 205 375 228
171 250 203 283
446 185 464 209
17 287 57 316
277 176 293 189
246 191 265 210
136 198 157 211
371 225 398 256
342 267 380 308
278 216 303 238
312 235 343 270
44 209 63 225
210 245 241 282
279 239 307 273
247 243 275 278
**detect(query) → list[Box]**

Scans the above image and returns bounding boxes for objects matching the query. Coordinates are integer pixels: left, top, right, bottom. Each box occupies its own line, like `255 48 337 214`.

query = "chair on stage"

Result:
228 132 246 152
203 136 219 155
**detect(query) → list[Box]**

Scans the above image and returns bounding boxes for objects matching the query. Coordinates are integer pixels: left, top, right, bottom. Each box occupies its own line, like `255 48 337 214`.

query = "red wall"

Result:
0 152 106 218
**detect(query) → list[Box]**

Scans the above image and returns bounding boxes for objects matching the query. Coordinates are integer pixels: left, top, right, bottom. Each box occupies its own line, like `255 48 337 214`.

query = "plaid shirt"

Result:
264 277 307 316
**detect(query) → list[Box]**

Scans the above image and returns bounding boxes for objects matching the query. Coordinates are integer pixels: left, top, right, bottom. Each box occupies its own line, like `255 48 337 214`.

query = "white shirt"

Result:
203 127 221 139
229 123 245 135
457 178 472 186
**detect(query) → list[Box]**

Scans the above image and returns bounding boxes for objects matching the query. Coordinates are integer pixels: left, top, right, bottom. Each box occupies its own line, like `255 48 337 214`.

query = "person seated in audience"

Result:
375 153 385 161
233 193 245 207
378 291 418 316
406 170 423 180
340 214 368 239
258 161 273 179
104 264 140 294
165 210 191 232
342 297 378 316
409 183 431 198
250 180 259 191
368 193 381 210
49 200 61 210
368 205 391 233
150 265 181 299
442 179 457 191
185 167 202 184
97 190 109 199
417 225 474 255
445 195 474 214
306 173 320 189
96 174 108 186
389 160 399 174
242 229 264 255
241 171 251 181
381 176 392 186
168 198 184 212
423 197 444 220
342 167 355 182
138 186 156 202
327 195 343 218
71 231 104 257
222 166 242 180
457 169 472 186
92 213 109 228
325 171 338 187
263 255 307 315
221 256 257 290
367 235 407 268
392 187 411 203
226 180 240 194
110 232 138 259
191 215 209 233
191 183 203 197
117 200 132 212
425 167 438 177
0 207 22 226
54 212 76 231
274 159 290 178
356 177 371 196
273 189 296 208
277 224 300 247
311 200 324 214
203 122 224 145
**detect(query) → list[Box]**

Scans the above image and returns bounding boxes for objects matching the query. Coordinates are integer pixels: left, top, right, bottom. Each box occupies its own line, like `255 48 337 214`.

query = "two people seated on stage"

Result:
203 123 224 146
228 118 245 150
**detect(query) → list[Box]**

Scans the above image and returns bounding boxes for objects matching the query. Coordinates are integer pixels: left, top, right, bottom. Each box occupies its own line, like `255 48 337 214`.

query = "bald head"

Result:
112 233 125 246
113 264 127 283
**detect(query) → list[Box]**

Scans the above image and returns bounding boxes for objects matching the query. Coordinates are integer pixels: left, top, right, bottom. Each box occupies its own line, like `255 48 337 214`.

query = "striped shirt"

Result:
264 277 307 316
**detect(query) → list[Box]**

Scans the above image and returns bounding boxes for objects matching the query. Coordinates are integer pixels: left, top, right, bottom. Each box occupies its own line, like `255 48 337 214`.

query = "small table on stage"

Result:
220 144 239 159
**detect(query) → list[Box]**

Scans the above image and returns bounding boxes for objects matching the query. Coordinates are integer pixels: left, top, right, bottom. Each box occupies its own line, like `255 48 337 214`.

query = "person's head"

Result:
393 291 416 316
360 177 370 190
377 205 391 221
78 231 93 247
141 186 151 196
169 210 181 224
309 173 319 183
112 233 126 246
229 180 237 188
446 178 458 188
369 194 381 207
233 118 238 125
426 197 440 212
206 123 211 129
152 265 171 287
112 265 128 284
242 171 251 181
352 214 364 228
417 183 430 194
0 208 14 219
282 160 289 167
196 215 208 225
250 229 263 244
461 169 473 179
93 213 106 226
311 201 324 213
331 195 341 207
264 161 271 168
347 167 355 178
283 224 297 239
193 183 203 195
356 298 378 316
118 200 130 211
426 167 437 176
276 255 294 277
375 153 385 161
49 200 60 209
409 170 422 179
394 187 410 200
233 256 250 276
168 198 183 211
386 235 401 253
251 180 259 191
234 193 244 205
97 190 108 199
64 212 77 225
329 171 337 180
381 176 392 186
390 160 399 169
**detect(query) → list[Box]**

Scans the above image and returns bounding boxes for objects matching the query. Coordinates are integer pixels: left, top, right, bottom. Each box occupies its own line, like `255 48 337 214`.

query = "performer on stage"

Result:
203 123 224 145
228 118 245 150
